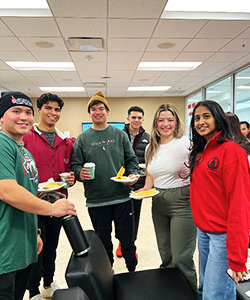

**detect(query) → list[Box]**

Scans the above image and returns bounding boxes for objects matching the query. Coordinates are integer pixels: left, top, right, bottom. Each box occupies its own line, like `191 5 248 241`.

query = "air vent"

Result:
84 82 106 88
65 37 105 51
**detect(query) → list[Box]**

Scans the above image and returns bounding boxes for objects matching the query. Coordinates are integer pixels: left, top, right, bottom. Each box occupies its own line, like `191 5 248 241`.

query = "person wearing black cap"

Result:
0 91 77 300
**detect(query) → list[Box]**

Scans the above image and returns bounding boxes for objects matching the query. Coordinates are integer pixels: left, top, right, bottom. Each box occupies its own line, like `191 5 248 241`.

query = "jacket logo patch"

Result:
207 157 219 170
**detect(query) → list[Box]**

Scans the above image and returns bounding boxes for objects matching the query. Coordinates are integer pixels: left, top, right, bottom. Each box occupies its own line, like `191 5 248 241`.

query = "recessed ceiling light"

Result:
39 87 85 92
162 0 250 20
6 61 75 71
127 86 171 92
0 0 52 17
137 62 201 71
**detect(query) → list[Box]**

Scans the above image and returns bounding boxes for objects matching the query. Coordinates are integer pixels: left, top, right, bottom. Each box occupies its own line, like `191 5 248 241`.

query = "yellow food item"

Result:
44 182 60 189
116 166 125 179
130 188 156 197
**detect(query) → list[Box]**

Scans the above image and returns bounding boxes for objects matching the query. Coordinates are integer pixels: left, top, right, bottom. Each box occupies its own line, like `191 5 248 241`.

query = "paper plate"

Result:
110 175 140 183
38 181 66 192
129 190 159 200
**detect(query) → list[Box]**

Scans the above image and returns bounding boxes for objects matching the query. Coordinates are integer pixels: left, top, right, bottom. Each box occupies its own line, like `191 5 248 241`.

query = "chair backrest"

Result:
52 287 90 300
65 230 114 300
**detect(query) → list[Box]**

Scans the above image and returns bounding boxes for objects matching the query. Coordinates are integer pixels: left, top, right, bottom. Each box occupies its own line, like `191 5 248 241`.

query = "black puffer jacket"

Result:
123 124 150 190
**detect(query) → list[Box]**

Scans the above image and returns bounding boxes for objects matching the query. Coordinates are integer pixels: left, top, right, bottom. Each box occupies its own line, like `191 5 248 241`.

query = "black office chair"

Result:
65 230 196 300
52 287 90 300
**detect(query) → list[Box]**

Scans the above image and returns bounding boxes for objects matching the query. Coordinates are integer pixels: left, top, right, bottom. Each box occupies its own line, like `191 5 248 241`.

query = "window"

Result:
235 66 250 123
205 76 231 112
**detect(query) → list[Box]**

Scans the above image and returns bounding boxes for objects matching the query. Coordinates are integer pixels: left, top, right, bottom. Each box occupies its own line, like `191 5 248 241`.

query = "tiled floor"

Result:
23 181 198 299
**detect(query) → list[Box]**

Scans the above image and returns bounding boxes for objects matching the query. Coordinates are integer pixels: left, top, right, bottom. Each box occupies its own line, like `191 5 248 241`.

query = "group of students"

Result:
0 89 250 300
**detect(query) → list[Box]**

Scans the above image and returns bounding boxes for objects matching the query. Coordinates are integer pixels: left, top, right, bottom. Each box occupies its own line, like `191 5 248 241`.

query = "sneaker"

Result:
30 295 42 300
41 281 60 299
116 242 122 258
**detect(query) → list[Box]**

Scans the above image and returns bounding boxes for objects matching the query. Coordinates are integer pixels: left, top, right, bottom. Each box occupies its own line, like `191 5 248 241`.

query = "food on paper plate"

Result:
44 182 61 189
130 188 156 197
115 166 126 179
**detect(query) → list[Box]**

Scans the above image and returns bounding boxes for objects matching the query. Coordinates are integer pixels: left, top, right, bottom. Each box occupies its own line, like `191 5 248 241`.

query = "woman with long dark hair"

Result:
189 100 250 300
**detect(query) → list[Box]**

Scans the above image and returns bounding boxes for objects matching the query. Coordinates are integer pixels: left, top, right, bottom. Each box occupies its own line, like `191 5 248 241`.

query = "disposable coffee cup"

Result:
84 162 95 180
60 172 70 188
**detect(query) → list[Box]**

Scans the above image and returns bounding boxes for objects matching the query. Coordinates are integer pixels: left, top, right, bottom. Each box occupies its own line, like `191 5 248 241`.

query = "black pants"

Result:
27 216 62 298
0 264 31 300
132 198 142 241
88 200 137 272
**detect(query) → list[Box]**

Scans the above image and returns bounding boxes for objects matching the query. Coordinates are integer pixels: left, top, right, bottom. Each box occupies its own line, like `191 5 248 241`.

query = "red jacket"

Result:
190 132 250 271
23 125 74 198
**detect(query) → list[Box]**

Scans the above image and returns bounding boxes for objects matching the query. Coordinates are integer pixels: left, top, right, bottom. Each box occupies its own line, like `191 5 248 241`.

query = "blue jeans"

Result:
198 229 236 300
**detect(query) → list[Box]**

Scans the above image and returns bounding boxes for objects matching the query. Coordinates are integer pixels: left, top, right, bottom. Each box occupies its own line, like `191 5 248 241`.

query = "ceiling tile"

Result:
2 18 60 37
108 38 149 51
56 18 107 37
184 38 231 52
71 52 106 63
174 52 214 62
109 0 167 18
0 51 36 61
109 19 157 38
146 38 191 52
0 37 27 51
47 0 107 18
195 20 250 39
153 19 207 38
207 51 248 62
0 19 14 37
220 39 250 52
31 51 71 61
19 37 67 52
141 52 178 61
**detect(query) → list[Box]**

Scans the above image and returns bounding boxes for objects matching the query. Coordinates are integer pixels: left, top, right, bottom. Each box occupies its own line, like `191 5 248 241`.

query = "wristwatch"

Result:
37 228 42 236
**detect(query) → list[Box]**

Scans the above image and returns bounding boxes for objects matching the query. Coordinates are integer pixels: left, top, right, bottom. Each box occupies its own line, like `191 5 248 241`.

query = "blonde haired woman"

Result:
140 103 197 294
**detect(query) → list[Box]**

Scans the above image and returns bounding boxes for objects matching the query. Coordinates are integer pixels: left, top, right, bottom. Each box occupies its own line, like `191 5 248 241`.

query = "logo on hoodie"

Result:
207 157 219 171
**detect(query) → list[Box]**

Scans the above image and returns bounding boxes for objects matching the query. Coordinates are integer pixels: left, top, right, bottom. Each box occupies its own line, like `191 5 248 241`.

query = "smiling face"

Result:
156 110 177 143
194 105 218 142
127 111 144 133
38 101 61 130
0 106 34 142
89 103 109 129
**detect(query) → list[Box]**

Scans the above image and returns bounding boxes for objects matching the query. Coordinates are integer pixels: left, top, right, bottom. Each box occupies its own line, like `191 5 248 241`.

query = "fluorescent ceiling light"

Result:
39 87 85 92
0 0 52 17
207 90 221 93
162 0 250 20
237 86 250 89
6 61 75 71
236 77 250 80
138 62 201 71
127 86 171 92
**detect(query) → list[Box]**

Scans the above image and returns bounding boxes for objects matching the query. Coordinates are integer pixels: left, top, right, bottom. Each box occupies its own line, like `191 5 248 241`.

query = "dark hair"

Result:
189 100 232 175
37 93 64 110
127 106 144 116
88 100 109 113
240 121 250 129
226 112 250 155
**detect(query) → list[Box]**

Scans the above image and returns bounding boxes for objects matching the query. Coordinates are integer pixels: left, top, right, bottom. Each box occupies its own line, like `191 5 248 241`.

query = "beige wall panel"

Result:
31 96 185 138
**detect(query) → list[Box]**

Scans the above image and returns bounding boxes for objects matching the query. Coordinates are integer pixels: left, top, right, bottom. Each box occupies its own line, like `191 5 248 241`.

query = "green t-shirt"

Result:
71 125 139 205
0 132 39 275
